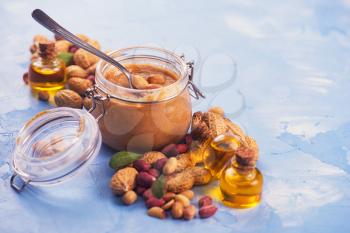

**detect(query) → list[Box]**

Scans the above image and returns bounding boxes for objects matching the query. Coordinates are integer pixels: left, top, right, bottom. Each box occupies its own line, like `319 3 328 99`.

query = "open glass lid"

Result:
10 107 102 192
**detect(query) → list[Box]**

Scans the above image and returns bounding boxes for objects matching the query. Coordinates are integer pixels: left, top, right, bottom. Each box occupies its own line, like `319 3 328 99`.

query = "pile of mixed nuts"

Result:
109 133 218 220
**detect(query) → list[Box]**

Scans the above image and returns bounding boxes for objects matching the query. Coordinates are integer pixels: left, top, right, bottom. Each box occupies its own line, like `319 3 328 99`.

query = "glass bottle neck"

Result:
232 161 256 176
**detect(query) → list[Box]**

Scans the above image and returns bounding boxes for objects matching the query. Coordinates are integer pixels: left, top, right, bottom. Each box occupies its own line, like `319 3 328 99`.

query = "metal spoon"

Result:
31 9 134 88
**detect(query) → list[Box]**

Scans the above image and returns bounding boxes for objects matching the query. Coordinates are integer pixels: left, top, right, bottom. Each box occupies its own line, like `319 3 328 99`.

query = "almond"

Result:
54 89 83 109
67 77 93 95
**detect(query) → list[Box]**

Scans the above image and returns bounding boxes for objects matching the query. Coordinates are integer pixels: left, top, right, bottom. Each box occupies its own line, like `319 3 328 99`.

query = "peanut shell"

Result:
142 151 166 164
109 167 138 195
54 89 83 109
73 48 99 69
67 77 93 96
165 171 194 193
65 65 88 79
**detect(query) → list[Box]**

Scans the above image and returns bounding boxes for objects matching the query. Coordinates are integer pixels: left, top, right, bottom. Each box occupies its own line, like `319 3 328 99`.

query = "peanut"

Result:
161 143 178 157
133 159 151 172
199 205 217 218
67 77 92 95
122 190 137 205
148 168 159 178
183 205 196 220
153 158 168 171
198 195 213 208
148 207 166 219
147 74 165 84
171 201 184 219
142 188 154 200
132 75 149 89
161 199 174 210
176 144 188 154
163 157 177 175
142 151 166 164
146 197 165 208
136 172 156 188
162 192 176 202
180 190 194 200
65 65 88 79
54 89 83 109
174 194 190 207
135 186 146 195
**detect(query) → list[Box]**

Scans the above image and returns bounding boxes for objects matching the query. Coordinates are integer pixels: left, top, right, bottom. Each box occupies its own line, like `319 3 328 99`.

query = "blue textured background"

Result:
1 0 350 232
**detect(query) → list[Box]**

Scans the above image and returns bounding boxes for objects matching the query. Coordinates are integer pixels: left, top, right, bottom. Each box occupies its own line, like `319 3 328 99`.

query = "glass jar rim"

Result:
95 46 190 103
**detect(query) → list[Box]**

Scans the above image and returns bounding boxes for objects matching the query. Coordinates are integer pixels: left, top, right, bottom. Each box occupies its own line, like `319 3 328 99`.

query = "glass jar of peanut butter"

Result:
89 46 203 153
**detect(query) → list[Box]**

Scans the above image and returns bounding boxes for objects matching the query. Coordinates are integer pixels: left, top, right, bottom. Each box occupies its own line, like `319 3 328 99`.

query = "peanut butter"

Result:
95 63 192 152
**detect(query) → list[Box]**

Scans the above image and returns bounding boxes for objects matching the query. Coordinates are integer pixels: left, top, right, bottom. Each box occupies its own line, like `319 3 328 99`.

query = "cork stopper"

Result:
38 41 56 60
235 146 258 168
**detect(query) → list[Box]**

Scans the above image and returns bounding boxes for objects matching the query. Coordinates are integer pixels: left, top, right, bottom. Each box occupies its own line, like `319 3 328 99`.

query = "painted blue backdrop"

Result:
1 0 350 232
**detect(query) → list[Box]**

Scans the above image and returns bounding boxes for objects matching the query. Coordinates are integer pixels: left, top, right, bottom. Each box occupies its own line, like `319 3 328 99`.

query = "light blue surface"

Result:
1 0 350 232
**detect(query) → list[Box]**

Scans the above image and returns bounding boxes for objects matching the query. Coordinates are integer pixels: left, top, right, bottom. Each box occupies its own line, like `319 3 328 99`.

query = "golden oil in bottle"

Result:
203 135 240 179
220 152 263 208
28 42 66 92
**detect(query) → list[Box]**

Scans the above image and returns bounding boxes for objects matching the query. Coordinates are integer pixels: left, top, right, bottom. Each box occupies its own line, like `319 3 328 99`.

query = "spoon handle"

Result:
31 9 133 87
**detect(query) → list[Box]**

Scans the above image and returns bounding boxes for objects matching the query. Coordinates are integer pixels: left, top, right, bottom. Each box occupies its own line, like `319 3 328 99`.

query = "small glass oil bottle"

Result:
220 147 263 208
28 41 66 91
202 135 240 179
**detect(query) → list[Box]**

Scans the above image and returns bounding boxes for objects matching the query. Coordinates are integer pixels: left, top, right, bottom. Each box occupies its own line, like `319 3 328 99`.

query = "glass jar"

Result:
91 46 201 152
